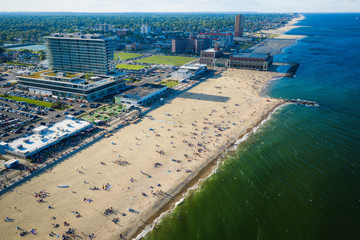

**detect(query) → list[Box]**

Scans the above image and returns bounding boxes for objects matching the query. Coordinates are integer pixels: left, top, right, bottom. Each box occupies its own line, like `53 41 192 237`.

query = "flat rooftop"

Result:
45 33 110 40
203 48 217 53
20 70 83 80
180 64 206 70
177 69 189 73
6 118 91 157
231 53 270 60
43 72 83 79
118 83 167 101
21 70 53 79
18 70 125 90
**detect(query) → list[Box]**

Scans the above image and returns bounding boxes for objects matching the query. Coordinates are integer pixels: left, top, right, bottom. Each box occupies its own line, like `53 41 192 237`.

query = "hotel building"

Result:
16 33 127 100
171 37 211 54
45 33 115 75
197 33 234 47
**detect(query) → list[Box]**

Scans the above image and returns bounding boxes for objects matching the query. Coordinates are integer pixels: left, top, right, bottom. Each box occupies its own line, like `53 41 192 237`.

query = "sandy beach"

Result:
0 68 285 239
262 14 306 39
0 14 304 240
249 14 306 56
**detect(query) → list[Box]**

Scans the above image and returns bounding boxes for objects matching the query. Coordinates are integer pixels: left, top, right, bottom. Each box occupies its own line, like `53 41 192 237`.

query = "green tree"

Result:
85 72 94 80
38 50 45 61
0 40 4 55
50 101 63 110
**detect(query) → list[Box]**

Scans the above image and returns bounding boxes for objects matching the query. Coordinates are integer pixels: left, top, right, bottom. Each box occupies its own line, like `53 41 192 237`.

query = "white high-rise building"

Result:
98 23 113 32
140 24 152 34
45 33 115 75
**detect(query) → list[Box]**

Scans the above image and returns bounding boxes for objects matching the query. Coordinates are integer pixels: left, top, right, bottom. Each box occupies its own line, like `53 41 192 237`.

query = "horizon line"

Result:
0 11 359 14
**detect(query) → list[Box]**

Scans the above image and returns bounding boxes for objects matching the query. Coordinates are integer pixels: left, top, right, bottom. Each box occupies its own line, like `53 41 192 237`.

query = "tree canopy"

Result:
0 13 292 43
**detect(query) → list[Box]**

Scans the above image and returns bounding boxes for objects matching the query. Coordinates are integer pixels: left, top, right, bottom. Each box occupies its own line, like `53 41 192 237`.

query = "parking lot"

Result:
0 90 103 142
0 97 42 140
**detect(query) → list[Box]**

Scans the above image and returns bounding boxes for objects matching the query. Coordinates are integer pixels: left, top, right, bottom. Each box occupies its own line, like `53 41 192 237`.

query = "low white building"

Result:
171 64 207 81
115 83 168 107
171 69 192 81
1 116 92 158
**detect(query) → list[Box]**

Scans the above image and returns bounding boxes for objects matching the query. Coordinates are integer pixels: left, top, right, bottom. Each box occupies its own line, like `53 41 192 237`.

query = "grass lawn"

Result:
239 43 255 50
44 72 81 78
135 55 198 66
268 34 280 38
124 78 141 82
114 52 143 61
115 64 148 70
22 70 53 79
159 80 179 88
0 95 53 108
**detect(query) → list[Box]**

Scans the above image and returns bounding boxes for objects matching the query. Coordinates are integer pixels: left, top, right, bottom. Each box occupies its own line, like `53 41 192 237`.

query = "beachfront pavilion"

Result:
0 116 92 158
228 53 273 71
114 83 168 107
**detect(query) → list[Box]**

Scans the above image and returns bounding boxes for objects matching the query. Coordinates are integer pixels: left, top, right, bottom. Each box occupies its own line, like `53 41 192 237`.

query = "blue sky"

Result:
0 0 359 12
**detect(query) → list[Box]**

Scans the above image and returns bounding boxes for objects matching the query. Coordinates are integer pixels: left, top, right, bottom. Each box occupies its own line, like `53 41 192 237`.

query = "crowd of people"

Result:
104 207 115 216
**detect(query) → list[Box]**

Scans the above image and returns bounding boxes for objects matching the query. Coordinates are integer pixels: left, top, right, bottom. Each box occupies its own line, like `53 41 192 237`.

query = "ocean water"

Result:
143 14 360 240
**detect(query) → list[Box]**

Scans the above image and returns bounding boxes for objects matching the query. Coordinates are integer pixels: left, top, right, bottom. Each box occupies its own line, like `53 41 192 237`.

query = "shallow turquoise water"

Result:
144 13 360 240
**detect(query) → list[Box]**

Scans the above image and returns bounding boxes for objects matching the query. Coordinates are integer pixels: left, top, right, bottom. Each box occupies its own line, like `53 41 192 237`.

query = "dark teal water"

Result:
144 14 360 240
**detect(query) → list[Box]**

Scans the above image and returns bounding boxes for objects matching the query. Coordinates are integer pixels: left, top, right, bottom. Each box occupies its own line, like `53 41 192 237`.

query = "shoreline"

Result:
129 14 306 240
261 14 306 40
130 100 286 240
0 68 286 240
0 15 305 240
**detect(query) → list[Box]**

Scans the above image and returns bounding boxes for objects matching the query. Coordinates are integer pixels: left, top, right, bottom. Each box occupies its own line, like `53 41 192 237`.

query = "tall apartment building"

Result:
172 37 211 54
172 38 193 53
45 33 115 75
234 14 245 37
197 33 233 47
194 38 212 54
98 23 113 32
140 24 152 34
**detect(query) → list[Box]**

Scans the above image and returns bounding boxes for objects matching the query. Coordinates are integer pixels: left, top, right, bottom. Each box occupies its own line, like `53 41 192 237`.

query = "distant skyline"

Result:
1 0 359 13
